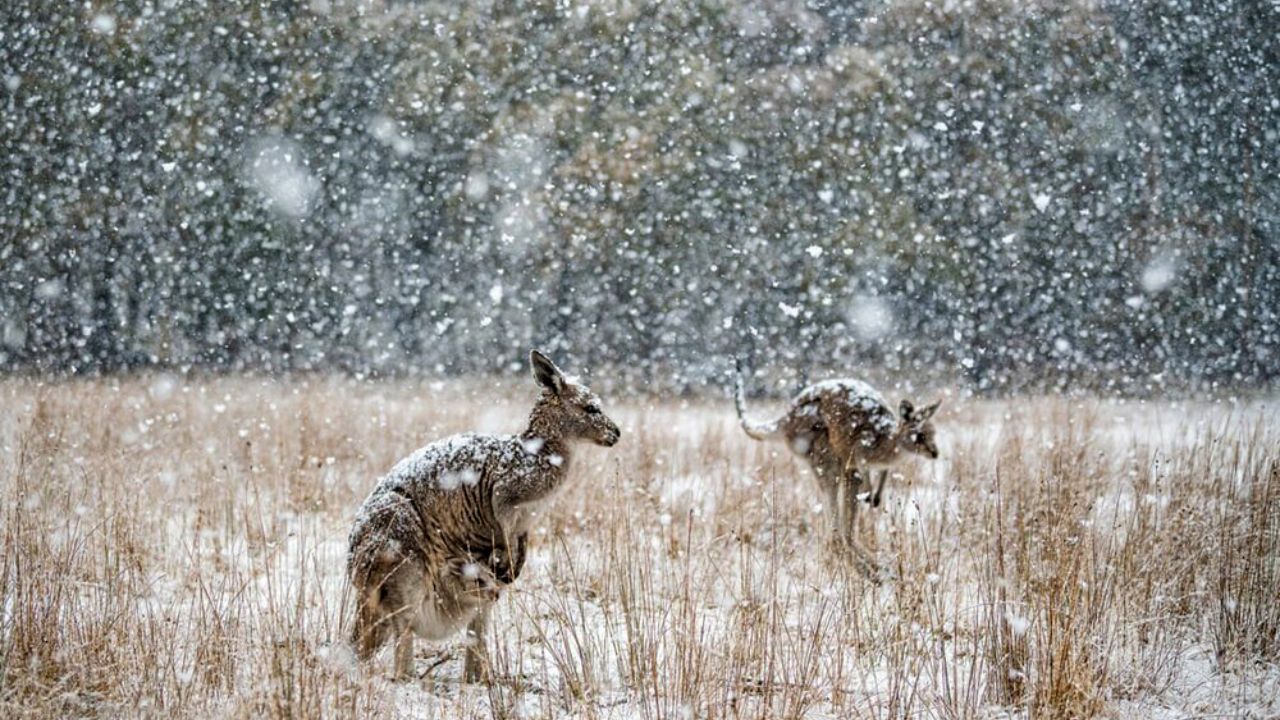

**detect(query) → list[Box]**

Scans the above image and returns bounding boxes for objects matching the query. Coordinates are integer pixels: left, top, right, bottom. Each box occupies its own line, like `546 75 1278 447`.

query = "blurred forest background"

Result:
2 0 1277 394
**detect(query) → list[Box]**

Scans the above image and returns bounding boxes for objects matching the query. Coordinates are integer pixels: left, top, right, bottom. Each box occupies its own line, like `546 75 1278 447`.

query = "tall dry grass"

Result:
0 377 1276 718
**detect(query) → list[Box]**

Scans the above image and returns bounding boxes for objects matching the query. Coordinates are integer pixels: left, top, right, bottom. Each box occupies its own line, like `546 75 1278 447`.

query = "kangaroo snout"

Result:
600 426 621 447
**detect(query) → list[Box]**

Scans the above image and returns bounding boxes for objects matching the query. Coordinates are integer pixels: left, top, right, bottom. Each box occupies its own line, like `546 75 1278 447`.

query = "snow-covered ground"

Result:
1 378 1276 718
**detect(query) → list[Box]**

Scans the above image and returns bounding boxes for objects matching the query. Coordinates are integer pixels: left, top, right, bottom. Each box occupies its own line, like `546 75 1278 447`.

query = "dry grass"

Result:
1 376 1277 719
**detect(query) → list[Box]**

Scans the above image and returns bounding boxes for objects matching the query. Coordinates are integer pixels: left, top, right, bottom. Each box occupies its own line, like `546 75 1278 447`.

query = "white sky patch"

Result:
1032 192 1052 213
246 135 319 219
778 302 802 319
849 294 894 340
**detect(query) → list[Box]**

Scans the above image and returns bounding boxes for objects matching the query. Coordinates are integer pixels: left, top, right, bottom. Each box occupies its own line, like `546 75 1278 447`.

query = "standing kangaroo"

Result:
734 365 940 578
347 350 621 681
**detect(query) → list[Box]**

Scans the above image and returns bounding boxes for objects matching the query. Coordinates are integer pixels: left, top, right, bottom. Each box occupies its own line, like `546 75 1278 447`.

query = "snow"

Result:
848 295 893 341
377 433 533 495
0 2 1273 393
1142 255 1179 294
2 0 1278 708
796 379 889 414
33 279 63 300
89 14 116 35
5 387 1275 718
245 135 319 219
1005 610 1031 638
368 114 415 156
437 467 480 490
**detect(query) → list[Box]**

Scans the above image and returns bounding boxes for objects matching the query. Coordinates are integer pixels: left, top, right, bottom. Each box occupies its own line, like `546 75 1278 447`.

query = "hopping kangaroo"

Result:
347 350 621 681
734 366 939 577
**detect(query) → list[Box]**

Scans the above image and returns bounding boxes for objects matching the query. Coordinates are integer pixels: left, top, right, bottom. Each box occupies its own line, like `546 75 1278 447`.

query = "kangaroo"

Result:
347 350 621 682
734 365 940 578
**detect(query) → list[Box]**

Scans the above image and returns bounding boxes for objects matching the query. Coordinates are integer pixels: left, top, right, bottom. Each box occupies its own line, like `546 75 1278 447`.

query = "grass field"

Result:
1 376 1277 718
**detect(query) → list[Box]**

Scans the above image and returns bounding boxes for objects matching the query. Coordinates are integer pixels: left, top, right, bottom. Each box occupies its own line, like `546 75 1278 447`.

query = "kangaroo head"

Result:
897 399 941 459
530 350 621 447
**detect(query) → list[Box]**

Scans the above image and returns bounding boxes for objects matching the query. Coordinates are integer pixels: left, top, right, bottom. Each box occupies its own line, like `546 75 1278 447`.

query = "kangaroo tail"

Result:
734 358 783 441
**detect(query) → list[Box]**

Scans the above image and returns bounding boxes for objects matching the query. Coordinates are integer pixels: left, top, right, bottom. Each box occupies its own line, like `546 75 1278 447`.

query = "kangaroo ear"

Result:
917 400 941 421
899 399 915 421
530 350 565 394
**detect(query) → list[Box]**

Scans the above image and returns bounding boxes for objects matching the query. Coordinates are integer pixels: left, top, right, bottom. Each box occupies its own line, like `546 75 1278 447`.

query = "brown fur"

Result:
347 351 620 681
735 372 940 579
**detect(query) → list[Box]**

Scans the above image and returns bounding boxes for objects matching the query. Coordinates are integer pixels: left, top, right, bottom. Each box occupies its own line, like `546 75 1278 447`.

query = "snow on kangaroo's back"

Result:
347 350 621 682
735 367 940 579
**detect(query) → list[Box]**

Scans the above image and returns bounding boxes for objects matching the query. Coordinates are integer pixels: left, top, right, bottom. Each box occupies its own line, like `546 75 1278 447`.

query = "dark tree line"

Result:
2 0 1277 394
